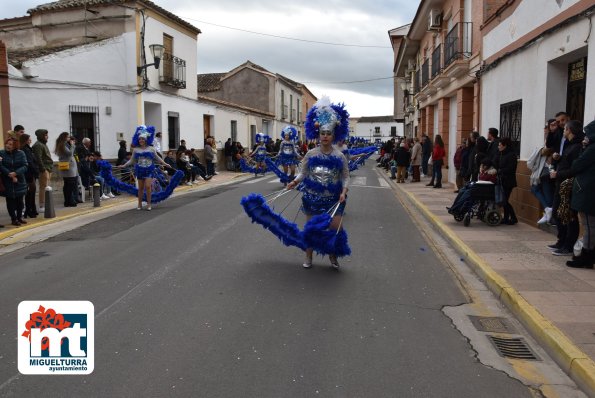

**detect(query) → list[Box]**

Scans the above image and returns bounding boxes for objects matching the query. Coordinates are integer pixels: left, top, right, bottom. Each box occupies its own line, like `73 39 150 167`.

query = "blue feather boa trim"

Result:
240 193 306 250
303 213 351 257
349 151 374 172
240 158 270 175
348 146 377 156
98 160 184 203
276 154 300 166
240 193 350 257
265 157 292 184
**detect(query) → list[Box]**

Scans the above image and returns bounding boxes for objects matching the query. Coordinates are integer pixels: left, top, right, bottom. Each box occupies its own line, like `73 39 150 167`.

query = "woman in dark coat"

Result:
494 137 518 225
0 137 29 226
19 133 40 218
471 136 489 182
566 120 595 268
116 140 128 166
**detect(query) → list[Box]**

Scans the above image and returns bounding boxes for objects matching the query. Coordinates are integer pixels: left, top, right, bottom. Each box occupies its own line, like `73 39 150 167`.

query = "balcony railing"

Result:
282 105 288 120
421 59 429 88
444 22 472 68
159 53 186 89
412 70 419 94
431 44 442 78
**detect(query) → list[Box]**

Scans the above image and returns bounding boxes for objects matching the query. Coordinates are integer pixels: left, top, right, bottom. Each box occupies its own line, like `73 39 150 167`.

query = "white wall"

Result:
212 108 247 147
9 38 137 159
354 121 404 140
143 17 198 100
481 13 594 160
483 0 582 59
274 81 301 140
142 91 213 151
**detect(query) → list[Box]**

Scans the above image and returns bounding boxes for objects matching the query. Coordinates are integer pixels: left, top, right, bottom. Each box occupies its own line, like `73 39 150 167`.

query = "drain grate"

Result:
469 316 516 334
487 335 540 361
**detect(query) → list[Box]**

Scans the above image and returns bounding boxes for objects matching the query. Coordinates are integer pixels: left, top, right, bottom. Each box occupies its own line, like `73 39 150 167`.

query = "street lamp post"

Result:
137 44 165 76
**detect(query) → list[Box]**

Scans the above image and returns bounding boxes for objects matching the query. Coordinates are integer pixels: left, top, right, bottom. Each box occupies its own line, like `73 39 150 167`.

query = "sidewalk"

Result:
385 171 595 396
0 170 247 241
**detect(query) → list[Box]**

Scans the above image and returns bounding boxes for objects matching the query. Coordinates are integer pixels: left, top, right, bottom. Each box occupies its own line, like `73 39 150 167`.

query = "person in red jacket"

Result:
426 134 445 188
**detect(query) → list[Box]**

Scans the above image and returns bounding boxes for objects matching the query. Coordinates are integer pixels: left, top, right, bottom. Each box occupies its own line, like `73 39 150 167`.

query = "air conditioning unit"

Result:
406 59 416 73
428 10 442 30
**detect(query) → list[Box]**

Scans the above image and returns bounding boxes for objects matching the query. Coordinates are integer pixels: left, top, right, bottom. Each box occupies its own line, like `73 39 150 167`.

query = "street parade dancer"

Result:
241 133 270 176
269 126 302 185
240 96 351 270
98 125 183 211
287 96 351 269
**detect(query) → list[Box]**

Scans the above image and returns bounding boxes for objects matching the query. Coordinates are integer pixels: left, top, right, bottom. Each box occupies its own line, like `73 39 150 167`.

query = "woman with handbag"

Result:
494 137 518 225
54 132 79 207
0 137 29 226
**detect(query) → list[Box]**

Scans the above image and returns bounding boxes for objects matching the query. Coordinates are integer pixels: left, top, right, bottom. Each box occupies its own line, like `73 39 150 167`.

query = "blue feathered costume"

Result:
241 133 271 176
241 97 352 259
277 126 300 167
98 125 184 203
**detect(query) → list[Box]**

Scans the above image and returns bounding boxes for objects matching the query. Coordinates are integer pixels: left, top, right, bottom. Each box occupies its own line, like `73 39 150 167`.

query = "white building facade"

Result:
1 0 222 158
480 0 594 160
353 116 403 142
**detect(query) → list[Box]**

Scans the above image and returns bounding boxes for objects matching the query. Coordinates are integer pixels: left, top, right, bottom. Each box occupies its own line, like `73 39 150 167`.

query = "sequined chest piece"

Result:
136 152 154 167
256 146 267 156
282 144 294 155
309 164 340 186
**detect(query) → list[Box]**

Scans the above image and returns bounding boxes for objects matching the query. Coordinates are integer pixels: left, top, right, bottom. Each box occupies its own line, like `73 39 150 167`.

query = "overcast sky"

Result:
1 0 418 117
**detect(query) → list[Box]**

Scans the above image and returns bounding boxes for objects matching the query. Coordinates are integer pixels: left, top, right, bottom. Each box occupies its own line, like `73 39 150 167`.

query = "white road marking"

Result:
378 178 390 187
351 176 367 186
242 176 275 184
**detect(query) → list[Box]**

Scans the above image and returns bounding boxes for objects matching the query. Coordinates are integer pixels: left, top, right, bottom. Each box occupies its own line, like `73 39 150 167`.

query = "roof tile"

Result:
27 0 200 34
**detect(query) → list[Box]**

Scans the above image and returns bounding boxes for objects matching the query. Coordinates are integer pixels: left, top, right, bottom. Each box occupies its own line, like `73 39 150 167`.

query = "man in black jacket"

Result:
486 128 500 162
465 131 480 181
548 120 584 256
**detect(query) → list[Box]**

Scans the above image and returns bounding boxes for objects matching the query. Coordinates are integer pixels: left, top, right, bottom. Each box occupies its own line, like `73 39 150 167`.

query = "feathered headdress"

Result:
131 125 155 147
281 126 298 141
255 133 270 144
305 96 349 143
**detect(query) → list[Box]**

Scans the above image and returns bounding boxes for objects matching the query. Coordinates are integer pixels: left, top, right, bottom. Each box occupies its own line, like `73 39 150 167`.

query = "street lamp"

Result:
137 44 165 76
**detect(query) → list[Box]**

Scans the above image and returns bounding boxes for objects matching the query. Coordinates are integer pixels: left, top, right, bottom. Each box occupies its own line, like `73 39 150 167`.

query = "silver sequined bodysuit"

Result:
295 147 350 199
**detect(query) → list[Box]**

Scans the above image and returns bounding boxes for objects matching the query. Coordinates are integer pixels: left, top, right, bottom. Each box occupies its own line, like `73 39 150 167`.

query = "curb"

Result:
397 184 595 397
0 173 252 243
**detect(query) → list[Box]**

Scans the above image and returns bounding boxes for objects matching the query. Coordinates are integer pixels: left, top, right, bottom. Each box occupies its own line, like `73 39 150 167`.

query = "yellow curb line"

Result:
0 200 127 242
0 174 248 243
399 187 595 397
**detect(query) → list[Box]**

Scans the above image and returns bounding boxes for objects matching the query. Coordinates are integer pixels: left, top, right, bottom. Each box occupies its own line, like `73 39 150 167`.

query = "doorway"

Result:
168 112 179 150
69 105 99 151
203 115 213 143
566 57 587 122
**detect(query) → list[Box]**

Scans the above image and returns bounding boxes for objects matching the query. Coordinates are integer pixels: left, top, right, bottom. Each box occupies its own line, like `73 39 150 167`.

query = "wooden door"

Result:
203 115 211 141
566 57 587 123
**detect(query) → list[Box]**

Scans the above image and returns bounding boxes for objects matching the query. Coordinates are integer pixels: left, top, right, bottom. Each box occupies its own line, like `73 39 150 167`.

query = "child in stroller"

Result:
447 159 502 226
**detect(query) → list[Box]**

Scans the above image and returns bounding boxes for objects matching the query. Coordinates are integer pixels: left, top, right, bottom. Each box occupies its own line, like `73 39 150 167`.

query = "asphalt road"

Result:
0 164 532 397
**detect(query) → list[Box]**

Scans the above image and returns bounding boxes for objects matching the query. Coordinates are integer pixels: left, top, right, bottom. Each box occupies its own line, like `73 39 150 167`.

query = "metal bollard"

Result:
93 183 101 207
44 186 56 218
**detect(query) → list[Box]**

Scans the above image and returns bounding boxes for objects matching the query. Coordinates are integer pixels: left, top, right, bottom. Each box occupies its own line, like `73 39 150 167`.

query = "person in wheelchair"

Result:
448 159 497 216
